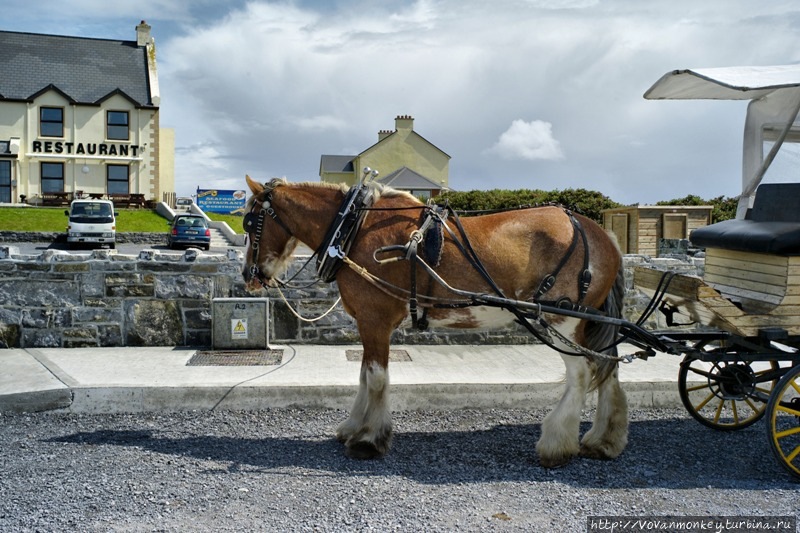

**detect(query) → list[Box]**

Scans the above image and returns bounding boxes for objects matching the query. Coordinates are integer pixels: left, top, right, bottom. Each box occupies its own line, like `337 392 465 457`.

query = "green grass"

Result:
207 212 244 233
0 206 170 233
0 206 246 233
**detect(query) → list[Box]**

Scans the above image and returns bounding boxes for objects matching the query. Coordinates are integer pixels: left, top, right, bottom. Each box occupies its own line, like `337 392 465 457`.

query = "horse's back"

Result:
454 206 621 306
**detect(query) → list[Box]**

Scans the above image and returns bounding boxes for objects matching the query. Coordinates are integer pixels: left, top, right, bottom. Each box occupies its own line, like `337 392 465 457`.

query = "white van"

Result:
175 197 193 211
65 199 117 249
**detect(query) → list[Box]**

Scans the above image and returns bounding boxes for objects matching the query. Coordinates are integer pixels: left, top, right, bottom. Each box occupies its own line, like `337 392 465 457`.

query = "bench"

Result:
688 183 800 313
108 193 131 208
690 183 800 255
108 193 147 208
130 193 146 208
40 192 71 207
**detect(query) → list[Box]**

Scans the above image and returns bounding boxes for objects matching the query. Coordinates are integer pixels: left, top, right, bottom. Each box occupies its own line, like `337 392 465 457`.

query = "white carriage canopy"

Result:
645 65 800 218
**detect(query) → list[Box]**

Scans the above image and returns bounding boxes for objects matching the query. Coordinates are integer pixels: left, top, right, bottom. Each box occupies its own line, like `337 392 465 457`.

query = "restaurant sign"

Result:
196 188 247 214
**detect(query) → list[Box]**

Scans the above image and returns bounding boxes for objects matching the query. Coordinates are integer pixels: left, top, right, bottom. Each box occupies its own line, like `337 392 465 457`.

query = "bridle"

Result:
243 189 295 287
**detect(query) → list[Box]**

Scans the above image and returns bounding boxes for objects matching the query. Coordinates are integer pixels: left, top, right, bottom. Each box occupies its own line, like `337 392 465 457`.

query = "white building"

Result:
0 21 174 205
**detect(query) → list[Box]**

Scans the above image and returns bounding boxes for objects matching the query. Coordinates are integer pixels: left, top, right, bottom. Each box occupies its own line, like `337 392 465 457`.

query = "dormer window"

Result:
107 111 129 141
40 107 63 137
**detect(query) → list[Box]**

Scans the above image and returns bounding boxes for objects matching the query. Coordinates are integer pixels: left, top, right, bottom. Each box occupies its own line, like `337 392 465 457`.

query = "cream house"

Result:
0 21 174 205
320 115 450 199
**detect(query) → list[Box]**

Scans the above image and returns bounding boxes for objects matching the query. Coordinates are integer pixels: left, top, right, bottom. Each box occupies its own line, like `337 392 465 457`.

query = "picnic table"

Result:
109 193 147 208
40 192 71 206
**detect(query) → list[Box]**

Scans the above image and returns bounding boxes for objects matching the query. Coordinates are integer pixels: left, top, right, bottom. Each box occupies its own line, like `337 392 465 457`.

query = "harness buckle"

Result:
327 245 345 259
535 274 556 298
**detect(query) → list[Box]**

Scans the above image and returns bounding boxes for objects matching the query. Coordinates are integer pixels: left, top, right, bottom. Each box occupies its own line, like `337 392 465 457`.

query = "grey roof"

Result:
0 30 154 107
377 167 442 190
320 155 355 173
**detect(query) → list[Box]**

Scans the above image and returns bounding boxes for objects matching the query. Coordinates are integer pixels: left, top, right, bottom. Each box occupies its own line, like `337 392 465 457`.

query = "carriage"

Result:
241 65 800 480
633 65 800 479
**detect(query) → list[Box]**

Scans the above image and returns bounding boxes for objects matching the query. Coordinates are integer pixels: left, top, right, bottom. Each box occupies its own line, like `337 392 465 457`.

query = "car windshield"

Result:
70 203 113 223
176 217 207 228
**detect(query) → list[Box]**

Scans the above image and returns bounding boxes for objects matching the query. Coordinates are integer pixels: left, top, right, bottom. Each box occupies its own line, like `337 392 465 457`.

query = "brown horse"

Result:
242 175 627 467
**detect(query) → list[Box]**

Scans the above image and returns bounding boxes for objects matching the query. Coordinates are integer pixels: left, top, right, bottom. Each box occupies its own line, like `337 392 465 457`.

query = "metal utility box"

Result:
212 298 270 350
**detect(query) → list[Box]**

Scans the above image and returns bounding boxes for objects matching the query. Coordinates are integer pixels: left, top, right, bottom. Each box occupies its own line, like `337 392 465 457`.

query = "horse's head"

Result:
242 175 298 290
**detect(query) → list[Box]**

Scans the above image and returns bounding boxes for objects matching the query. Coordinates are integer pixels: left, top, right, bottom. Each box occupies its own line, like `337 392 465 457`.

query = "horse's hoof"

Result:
335 420 357 443
579 443 619 461
345 439 386 460
538 454 573 469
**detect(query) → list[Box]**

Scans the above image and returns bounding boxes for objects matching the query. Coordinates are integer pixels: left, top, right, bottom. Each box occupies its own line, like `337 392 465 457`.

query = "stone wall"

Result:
622 253 705 331
0 230 165 245
0 245 704 348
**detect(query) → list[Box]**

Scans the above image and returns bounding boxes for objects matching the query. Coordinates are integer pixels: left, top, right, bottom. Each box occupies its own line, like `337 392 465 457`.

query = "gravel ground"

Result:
1 407 798 532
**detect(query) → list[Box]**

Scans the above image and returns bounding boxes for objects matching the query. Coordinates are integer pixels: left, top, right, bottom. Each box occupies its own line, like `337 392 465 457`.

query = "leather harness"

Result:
244 183 596 342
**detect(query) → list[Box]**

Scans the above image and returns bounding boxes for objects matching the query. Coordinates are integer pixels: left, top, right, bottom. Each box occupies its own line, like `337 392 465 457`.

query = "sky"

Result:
4 0 800 205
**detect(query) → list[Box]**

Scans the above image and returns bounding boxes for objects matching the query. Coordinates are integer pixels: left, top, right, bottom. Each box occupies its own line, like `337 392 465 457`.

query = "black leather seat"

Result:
690 183 800 255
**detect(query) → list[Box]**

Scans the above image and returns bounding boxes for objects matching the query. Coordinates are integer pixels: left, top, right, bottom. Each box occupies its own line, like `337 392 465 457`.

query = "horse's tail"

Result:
585 260 625 390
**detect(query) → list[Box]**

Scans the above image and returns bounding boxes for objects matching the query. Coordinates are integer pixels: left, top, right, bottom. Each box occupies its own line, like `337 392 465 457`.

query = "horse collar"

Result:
315 184 375 283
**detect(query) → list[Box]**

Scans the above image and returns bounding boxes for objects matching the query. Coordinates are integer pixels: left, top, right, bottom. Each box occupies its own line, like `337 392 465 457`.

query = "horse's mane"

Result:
247 177 420 210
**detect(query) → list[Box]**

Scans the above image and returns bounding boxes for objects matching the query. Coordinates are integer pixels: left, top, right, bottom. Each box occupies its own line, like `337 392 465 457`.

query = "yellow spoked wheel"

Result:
678 356 779 430
766 364 800 480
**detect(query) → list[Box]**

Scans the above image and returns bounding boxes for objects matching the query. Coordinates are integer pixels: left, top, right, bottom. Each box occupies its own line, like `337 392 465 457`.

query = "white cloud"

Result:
6 0 800 203
293 115 350 133
486 120 565 161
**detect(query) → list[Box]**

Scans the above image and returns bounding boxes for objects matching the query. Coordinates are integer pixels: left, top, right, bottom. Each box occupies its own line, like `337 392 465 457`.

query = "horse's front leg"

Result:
335 327 393 459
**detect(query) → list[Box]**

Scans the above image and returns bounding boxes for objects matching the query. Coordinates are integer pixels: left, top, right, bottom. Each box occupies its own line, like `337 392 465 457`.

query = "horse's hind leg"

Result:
580 364 628 460
335 328 393 459
536 354 591 468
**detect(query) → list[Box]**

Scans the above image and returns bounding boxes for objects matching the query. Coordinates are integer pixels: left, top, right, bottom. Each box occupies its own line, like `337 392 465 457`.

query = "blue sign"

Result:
196 188 247 214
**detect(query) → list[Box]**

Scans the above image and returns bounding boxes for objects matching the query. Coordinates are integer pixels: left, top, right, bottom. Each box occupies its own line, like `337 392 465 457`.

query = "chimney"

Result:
395 115 414 131
378 129 393 142
136 20 152 46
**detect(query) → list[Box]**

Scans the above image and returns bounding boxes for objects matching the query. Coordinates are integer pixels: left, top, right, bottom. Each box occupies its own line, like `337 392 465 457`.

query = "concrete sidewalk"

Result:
0 344 685 414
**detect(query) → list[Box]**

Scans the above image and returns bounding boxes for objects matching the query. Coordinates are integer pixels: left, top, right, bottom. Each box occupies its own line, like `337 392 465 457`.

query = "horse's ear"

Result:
246 174 264 195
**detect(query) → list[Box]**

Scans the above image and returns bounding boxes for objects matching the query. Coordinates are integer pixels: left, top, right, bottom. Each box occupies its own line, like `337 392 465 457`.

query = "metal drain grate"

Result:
187 349 283 366
345 349 412 362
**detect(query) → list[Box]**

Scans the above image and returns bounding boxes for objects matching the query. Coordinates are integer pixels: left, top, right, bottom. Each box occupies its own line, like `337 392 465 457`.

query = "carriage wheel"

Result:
678 356 779 430
766 364 800 480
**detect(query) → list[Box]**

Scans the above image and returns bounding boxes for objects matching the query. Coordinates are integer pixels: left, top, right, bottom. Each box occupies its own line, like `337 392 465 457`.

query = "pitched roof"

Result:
0 30 154 107
377 167 442 190
358 130 451 159
320 155 356 173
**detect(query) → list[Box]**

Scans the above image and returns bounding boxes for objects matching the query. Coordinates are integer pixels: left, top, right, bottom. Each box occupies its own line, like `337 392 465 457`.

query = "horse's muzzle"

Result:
245 275 274 291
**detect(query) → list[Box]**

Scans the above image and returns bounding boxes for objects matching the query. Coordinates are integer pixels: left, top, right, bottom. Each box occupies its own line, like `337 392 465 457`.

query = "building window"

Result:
107 111 129 141
107 164 129 194
410 189 431 201
41 162 64 193
0 161 10 203
662 213 688 240
40 107 64 137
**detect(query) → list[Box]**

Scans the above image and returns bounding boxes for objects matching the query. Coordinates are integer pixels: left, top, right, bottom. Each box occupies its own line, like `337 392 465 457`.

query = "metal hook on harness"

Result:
373 244 410 264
